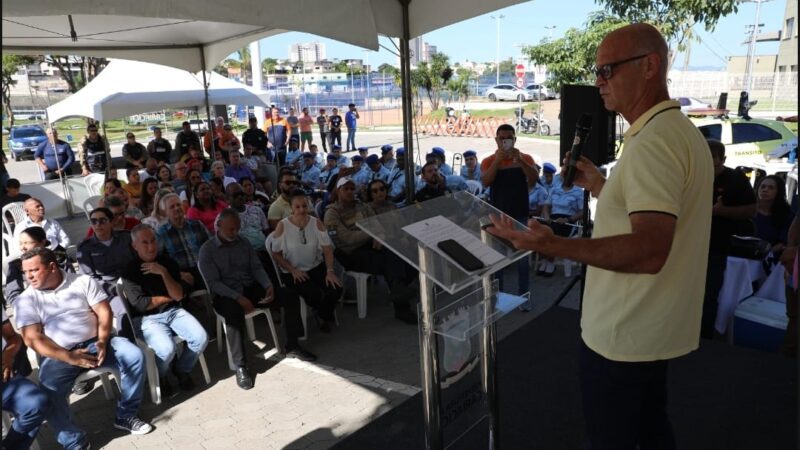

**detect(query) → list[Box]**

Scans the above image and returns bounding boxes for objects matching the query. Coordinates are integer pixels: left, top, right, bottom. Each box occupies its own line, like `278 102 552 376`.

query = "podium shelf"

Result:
431 283 530 342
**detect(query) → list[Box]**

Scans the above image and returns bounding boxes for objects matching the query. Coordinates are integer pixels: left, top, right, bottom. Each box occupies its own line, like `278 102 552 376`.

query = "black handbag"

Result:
728 235 772 260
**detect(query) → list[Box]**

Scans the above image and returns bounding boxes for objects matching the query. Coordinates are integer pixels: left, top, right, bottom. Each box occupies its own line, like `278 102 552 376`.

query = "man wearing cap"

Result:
320 154 340 191
324 177 417 324
285 137 303 169
345 104 360 151
331 145 351 170
241 117 268 156
122 133 148 169
379 145 396 171
538 162 562 194
316 108 329 152
264 107 292 166
35 128 75 180
428 147 453 176
175 121 201 162
146 127 173 164
387 147 408 204
365 154 390 185
460 150 481 182
357 147 369 160
225 151 255 183
300 153 321 189
307 144 325 169
348 155 368 187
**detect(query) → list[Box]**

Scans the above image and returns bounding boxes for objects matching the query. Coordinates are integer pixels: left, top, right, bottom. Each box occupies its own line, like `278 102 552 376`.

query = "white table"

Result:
715 257 765 334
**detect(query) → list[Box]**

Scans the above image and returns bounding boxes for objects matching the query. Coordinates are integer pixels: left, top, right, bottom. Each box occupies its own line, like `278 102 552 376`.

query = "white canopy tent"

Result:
46 59 270 123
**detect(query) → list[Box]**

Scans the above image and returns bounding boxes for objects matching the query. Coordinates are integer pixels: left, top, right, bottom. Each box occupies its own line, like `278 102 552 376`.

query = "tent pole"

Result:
200 48 217 156
399 0 416 203
101 121 111 179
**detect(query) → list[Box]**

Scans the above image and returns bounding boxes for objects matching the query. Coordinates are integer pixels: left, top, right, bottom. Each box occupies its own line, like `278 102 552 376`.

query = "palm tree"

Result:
236 47 251 84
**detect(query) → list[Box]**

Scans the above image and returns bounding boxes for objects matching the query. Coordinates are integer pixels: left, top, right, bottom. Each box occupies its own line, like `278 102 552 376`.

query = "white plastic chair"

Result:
198 267 282 371
344 271 372 319
116 280 211 404
2 232 18 262
83 195 102 220
84 173 106 196
2 202 27 235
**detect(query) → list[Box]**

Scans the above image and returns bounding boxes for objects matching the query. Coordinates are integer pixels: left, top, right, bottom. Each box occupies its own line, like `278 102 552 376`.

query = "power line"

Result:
696 36 730 65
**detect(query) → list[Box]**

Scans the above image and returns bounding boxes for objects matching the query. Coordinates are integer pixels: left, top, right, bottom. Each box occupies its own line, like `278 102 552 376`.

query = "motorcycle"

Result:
515 109 551 136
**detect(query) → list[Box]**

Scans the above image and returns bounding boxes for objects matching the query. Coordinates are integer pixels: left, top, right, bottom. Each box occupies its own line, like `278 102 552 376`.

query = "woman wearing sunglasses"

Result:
270 189 342 332
365 179 395 215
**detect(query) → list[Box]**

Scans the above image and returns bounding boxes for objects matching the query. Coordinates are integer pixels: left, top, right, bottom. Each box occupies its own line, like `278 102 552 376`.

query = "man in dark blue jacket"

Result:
34 128 75 180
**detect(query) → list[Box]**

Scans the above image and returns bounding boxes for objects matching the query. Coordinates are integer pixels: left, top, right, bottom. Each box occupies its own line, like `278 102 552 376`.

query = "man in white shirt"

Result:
15 247 153 449
13 197 71 250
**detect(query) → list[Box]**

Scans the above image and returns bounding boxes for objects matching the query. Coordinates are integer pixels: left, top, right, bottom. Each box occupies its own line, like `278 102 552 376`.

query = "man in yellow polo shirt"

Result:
487 23 712 448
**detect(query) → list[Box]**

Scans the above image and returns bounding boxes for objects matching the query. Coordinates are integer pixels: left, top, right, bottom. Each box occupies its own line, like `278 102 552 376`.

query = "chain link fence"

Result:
668 70 798 113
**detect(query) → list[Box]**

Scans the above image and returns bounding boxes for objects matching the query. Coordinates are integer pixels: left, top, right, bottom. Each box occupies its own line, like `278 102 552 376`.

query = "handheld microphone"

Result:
562 113 593 189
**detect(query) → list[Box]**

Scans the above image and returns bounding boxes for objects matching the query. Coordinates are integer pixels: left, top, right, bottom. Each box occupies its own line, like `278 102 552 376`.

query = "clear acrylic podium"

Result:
357 191 531 449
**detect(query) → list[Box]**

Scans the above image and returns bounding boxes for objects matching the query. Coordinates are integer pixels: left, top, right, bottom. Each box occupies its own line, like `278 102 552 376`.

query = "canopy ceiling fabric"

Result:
46 59 270 122
3 0 525 70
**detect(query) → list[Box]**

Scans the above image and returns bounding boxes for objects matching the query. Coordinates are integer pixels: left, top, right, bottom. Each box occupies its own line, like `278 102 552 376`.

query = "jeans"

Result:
579 340 674 450
319 131 328 152
38 336 145 450
136 307 208 377
330 130 341 148
2 375 50 450
346 128 356 151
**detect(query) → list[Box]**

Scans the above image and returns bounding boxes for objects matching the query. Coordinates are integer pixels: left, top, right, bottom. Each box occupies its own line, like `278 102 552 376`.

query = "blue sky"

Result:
254 0 788 70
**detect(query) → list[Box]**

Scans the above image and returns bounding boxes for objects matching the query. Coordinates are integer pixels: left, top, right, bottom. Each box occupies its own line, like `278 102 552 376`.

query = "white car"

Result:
526 84 556 100
485 84 534 102
673 96 712 112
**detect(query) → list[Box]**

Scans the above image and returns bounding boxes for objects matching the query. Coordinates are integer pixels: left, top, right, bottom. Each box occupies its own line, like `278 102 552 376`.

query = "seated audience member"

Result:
210 161 237 188
217 124 241 162
306 144 325 170
319 154 340 190
366 179 396 215
171 161 188 194
123 168 144 206
387 148 408 204
428 147 453 176
364 154 390 184
225 151 255 184
1 178 31 208
186 181 228 233
357 147 369 161
15 247 152 447
226 183 269 254
138 178 159 217
87 196 140 237
528 182 548 218
324 178 417 323
156 165 173 186
101 178 123 198
199 209 313 390
5 226 74 306
157 193 210 291
754 174 793 253
142 188 173 229
175 121 201 161
180 169 205 208
538 162 561 194
347 155 366 183
146 127 173 164
537 183 584 276
2 309 50 449
240 177 269 216
285 137 303 169
209 177 226 199
122 224 208 394
330 145 350 170
185 145 210 174
78 207 136 297
109 186 145 220
268 171 303 229
380 145 397 171
415 162 450 203
13 198 71 249
139 158 159 182
122 133 148 169
460 150 482 181
241 145 262 172
300 153 321 189
270 190 342 332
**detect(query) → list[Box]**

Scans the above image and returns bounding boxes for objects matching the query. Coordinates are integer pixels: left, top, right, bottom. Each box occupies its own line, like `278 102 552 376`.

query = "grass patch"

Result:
425 106 541 121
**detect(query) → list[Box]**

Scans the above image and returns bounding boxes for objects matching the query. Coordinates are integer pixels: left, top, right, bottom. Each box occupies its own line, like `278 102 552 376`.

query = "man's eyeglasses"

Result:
591 54 649 81
90 217 109 225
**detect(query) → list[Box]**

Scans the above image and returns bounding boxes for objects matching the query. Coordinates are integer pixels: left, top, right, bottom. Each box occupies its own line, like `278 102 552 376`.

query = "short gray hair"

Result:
130 223 156 241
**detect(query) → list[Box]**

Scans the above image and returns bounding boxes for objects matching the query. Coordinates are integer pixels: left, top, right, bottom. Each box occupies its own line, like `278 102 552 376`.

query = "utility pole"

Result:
490 14 505 85
743 0 771 94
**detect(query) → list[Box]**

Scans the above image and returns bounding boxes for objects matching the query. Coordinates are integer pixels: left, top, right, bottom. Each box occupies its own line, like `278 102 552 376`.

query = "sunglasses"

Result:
90 217 109 225
591 54 649 81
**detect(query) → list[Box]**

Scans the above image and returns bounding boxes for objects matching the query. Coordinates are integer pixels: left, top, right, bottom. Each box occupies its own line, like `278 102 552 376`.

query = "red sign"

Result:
515 64 525 78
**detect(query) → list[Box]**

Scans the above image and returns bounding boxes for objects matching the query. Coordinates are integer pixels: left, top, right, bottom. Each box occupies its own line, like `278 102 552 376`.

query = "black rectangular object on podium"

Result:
559 85 616 166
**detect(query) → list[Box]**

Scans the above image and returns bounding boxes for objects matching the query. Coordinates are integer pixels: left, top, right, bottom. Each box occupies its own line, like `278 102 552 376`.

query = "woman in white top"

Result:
271 189 342 332
141 188 173 229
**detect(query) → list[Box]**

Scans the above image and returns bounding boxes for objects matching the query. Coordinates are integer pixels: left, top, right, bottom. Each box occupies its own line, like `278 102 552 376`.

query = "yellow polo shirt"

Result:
581 100 713 362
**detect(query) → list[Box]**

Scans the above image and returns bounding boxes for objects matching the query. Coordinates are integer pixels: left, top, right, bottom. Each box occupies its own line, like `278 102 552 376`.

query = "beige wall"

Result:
776 0 798 71
726 55 777 73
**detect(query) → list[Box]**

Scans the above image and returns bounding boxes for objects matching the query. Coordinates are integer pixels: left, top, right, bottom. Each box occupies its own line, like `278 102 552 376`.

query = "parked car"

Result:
526 84 556 100
485 84 534 102
673 96 712 112
691 116 797 169
8 124 47 161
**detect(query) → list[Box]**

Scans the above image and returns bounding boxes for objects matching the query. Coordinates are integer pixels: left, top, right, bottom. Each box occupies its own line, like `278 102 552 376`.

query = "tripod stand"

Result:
553 188 591 309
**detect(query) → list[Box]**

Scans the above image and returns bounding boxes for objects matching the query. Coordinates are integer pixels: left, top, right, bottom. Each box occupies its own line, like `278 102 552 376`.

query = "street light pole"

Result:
490 14 505 85
743 0 770 94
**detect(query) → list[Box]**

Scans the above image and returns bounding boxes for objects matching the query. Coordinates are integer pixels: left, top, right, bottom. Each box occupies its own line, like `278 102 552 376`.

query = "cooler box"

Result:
733 297 788 352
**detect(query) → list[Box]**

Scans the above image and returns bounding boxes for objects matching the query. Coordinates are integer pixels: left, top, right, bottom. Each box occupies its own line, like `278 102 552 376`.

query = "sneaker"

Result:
235 366 253 390
285 345 318 362
114 416 153 435
72 379 95 395
173 370 195 391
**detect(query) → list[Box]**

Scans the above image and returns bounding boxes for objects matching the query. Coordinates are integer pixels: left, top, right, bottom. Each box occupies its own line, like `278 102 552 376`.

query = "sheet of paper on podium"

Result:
401 215 505 271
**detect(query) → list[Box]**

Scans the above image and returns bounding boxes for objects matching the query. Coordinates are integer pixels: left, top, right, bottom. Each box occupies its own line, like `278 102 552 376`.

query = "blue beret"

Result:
352 155 364 162
302 152 314 159
463 150 477 158
366 154 380 165
543 162 557 174
431 147 445 156
327 154 338 160
357 147 369 153
381 144 393 153
332 144 342 150
396 147 405 155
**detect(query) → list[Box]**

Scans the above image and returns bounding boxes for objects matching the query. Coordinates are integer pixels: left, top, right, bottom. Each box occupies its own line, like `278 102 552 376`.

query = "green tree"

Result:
261 58 278 76
2 55 36 128
498 59 516 74
447 67 473 103
598 0 738 69
523 12 628 92
415 53 452 111
44 55 108 93
377 63 398 75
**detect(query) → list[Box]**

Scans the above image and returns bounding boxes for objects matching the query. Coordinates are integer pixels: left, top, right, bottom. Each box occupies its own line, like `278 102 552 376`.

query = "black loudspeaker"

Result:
559 85 617 166
737 91 752 119
716 92 728 110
